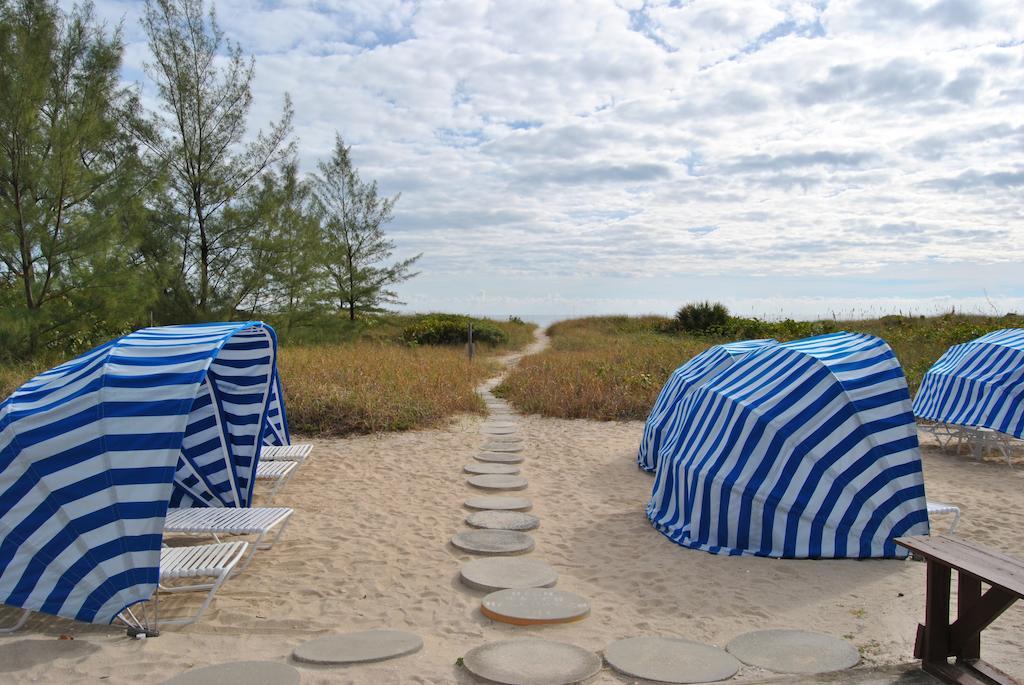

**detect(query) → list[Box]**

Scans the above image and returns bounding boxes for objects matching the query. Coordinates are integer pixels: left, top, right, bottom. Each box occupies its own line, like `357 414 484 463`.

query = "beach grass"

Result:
496 312 1024 421
0 314 536 436
278 343 496 435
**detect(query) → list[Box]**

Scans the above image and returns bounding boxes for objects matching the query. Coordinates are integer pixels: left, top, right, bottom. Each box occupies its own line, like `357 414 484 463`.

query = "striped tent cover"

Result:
647 331 929 559
0 322 279 625
912 329 1024 439
262 369 291 446
637 339 777 472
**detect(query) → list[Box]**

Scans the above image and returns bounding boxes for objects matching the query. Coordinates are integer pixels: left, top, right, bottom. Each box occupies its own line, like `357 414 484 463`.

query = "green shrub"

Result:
402 314 508 346
674 301 730 334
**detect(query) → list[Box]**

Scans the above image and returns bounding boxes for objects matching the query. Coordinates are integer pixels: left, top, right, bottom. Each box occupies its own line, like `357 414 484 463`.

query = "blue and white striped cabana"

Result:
913 329 1024 439
0 322 281 625
637 339 777 472
647 331 930 559
263 369 291 446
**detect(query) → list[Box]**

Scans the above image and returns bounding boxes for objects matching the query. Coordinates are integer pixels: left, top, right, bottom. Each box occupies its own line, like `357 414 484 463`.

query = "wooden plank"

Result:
957 573 982 661
924 561 951 663
923 660 1009 685
895 535 1024 597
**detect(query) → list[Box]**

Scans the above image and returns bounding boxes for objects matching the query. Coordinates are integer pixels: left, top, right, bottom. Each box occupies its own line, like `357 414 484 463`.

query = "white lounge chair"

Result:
255 460 297 503
926 500 961 534
4 541 248 635
261 443 313 462
148 541 249 627
958 426 1014 467
163 507 293 569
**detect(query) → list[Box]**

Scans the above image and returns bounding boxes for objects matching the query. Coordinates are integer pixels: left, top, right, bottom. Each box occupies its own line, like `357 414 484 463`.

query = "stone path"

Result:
454 328 872 684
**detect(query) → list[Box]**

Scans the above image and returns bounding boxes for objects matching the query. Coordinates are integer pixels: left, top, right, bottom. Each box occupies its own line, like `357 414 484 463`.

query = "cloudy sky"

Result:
82 0 1023 321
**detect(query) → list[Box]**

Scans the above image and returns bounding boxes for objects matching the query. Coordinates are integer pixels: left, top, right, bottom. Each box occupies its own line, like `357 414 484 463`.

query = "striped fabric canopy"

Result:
913 329 1024 439
263 369 292 446
637 339 777 472
647 331 929 559
0 322 280 625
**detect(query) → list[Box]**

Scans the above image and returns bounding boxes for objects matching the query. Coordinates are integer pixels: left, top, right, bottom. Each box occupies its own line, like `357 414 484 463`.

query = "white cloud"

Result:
69 0 1024 318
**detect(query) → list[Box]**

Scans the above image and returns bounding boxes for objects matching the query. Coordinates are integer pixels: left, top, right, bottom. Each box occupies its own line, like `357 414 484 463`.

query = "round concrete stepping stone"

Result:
726 629 859 674
452 530 534 555
482 426 518 435
481 588 590 625
476 451 524 464
605 637 741 683
486 434 523 444
465 496 532 511
483 421 517 428
460 558 558 592
483 442 523 453
162 661 300 685
468 474 528 490
466 510 540 531
462 639 601 685
292 629 423 665
465 463 521 475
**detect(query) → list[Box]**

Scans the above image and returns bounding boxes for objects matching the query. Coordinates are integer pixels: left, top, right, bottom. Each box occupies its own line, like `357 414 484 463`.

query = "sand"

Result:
2 344 1023 683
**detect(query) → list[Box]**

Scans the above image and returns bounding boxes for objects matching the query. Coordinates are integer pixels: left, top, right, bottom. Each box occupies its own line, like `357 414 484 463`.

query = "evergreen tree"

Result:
0 0 153 357
138 0 293 319
236 159 322 330
312 135 419 321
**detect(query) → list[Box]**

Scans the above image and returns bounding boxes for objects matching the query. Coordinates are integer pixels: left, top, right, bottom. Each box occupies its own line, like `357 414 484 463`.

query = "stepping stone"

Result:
460 558 558 592
468 474 528 490
482 426 518 435
452 530 534 555
483 421 517 429
465 496 532 511
481 589 590 625
486 434 523 444
462 639 601 685
465 463 521 475
605 637 741 683
726 629 859 674
483 442 523 453
476 452 524 464
292 629 423 665
466 510 540 531
162 662 300 685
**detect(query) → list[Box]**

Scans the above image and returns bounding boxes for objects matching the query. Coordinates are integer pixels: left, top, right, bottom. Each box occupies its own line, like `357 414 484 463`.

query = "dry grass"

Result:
0 358 56 400
497 312 1023 421
499 323 709 420
278 343 496 435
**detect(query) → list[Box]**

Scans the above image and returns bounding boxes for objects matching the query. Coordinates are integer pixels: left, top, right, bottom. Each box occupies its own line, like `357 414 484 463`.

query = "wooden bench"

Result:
895 534 1024 685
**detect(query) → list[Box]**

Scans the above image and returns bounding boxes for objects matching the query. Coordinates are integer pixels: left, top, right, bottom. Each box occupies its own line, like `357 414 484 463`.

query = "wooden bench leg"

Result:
956 572 982 663
923 560 952 665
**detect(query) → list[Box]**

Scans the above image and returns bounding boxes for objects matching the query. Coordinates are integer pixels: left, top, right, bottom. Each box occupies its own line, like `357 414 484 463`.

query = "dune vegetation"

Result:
0 314 535 437
496 311 1024 422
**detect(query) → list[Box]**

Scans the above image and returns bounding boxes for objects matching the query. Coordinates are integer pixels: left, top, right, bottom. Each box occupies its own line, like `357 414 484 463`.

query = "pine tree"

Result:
237 159 322 330
0 0 152 357
313 135 420 321
138 0 293 319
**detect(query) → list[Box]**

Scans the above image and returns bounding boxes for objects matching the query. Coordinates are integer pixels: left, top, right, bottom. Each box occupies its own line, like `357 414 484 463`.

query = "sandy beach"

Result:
1 364 1022 683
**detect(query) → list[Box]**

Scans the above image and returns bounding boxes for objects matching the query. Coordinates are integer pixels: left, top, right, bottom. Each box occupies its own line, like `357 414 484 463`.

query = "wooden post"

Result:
467 322 475 360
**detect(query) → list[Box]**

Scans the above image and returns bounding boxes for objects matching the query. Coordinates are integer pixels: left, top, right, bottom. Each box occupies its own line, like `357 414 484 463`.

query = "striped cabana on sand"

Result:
263 369 292 446
637 339 777 473
912 328 1024 439
647 331 930 559
0 322 281 625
